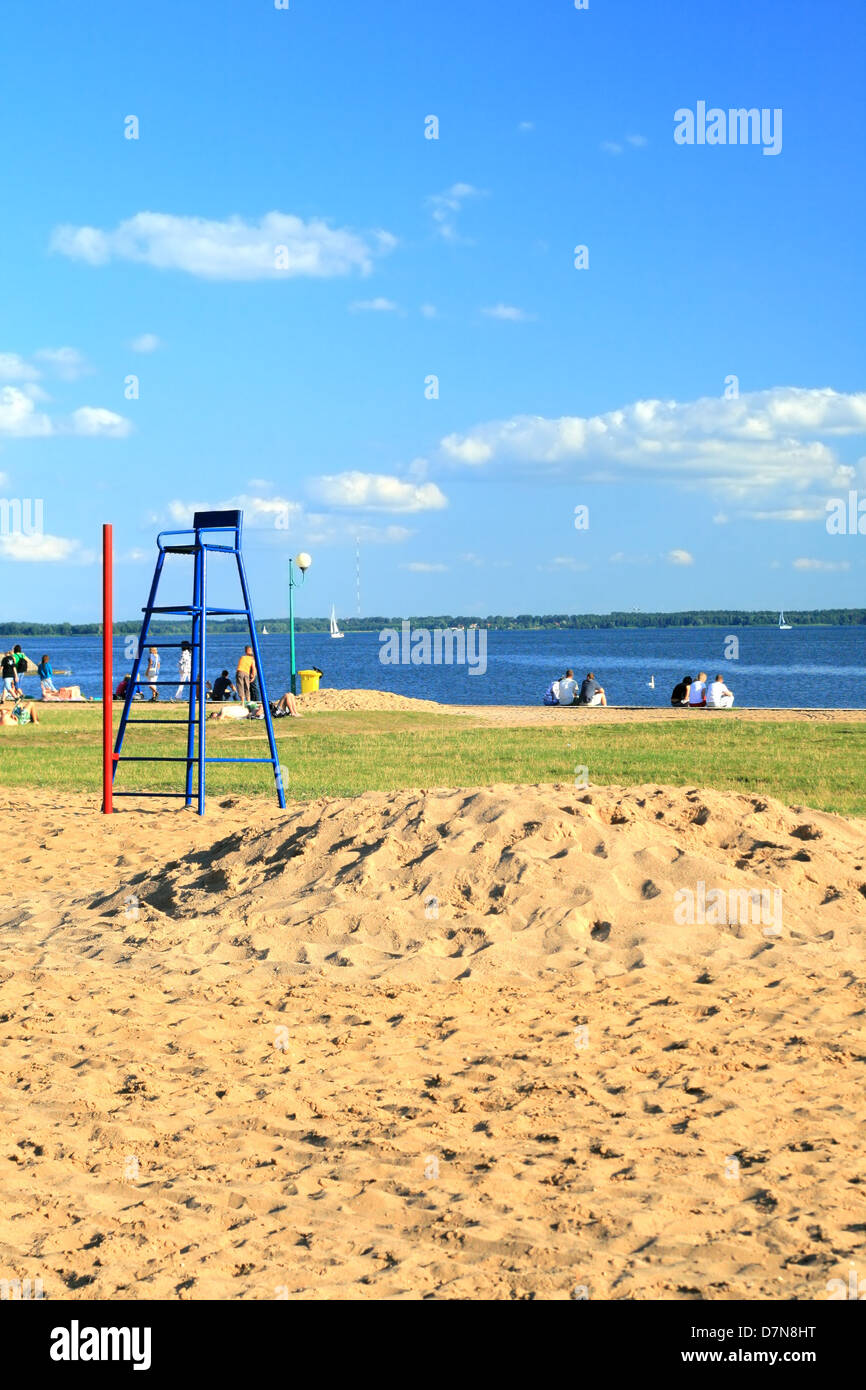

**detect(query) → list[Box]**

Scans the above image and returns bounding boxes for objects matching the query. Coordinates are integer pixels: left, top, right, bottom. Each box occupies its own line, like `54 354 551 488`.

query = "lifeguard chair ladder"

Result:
112 509 285 815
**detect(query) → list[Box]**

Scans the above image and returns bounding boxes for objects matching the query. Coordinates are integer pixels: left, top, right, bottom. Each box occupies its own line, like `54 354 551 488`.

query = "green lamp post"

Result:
288 551 312 695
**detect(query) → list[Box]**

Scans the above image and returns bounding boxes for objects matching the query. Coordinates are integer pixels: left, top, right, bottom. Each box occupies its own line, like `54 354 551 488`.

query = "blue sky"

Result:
1 0 864 622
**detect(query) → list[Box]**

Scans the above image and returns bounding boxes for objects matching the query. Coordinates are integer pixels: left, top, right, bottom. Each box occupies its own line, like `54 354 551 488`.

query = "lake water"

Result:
15 626 866 708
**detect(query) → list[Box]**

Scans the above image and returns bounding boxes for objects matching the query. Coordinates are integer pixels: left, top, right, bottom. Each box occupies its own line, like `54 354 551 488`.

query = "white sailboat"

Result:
329 604 344 639
779 610 792 630
261 624 269 635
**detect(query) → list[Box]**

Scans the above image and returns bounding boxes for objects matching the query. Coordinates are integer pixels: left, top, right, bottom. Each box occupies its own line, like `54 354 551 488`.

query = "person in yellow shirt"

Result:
235 646 256 703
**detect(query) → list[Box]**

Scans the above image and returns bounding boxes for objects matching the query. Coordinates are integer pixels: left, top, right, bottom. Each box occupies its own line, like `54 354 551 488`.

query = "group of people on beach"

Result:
542 666 736 709
544 670 608 706
670 673 735 708
114 643 308 719
0 645 53 725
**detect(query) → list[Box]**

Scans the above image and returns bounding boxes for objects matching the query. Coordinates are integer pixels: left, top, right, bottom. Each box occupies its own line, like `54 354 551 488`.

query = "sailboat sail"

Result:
779 611 792 630
330 605 344 638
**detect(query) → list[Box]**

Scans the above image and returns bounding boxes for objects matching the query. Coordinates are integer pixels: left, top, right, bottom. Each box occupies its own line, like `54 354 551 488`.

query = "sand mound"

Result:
1 784 864 1300
72 782 866 984
297 687 443 712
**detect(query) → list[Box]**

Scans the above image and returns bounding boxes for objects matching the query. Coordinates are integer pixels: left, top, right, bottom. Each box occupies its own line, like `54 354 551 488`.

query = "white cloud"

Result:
51 211 396 281
34 347 91 380
308 471 448 513
0 386 53 437
0 353 40 382
0 356 132 438
741 507 826 522
792 557 851 572
518 121 535 132
482 303 536 322
426 183 486 242
401 561 449 572
164 493 414 550
0 532 95 563
130 333 162 353
666 549 694 566
420 304 438 318
307 519 413 547
167 494 302 531
349 297 400 314
440 387 866 504
609 551 653 565
71 407 132 438
603 135 648 154
537 556 590 572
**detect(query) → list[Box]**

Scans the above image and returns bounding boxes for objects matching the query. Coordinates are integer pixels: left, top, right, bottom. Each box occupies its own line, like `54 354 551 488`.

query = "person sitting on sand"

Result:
578 672 607 707
37 654 58 698
1 650 21 700
0 700 39 726
558 669 578 706
211 669 236 702
270 690 302 718
688 672 708 707
706 673 735 709
670 675 692 706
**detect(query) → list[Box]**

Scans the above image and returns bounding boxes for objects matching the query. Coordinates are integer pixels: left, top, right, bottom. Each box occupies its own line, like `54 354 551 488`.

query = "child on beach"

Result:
37 655 58 698
175 641 192 700
1 651 20 700
145 646 161 701
12 646 28 690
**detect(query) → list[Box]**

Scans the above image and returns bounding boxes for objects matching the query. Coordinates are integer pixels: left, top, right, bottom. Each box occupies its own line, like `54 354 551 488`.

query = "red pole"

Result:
102 523 113 813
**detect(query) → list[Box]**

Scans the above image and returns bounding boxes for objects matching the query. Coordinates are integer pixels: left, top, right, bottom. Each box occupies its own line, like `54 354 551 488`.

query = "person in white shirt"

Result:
558 669 578 706
706 673 735 708
688 672 708 707
175 640 192 700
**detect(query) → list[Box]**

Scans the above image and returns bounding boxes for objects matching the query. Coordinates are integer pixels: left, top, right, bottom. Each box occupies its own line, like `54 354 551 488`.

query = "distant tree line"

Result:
2 608 864 637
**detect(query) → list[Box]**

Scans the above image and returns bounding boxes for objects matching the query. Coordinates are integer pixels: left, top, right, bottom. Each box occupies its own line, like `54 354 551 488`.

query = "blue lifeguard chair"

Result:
112 510 285 814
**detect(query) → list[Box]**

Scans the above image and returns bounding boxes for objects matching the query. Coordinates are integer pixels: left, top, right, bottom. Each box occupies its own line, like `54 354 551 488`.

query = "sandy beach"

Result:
2 771 864 1300
295 688 866 726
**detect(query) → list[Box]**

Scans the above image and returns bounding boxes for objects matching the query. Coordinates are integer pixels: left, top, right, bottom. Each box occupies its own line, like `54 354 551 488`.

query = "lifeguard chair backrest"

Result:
193 509 243 540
